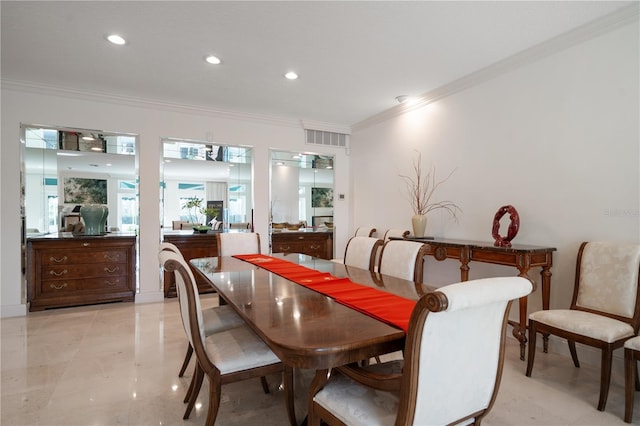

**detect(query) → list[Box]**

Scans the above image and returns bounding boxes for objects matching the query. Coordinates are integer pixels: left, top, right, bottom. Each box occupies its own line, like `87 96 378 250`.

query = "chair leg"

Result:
184 364 205 419
179 343 193 377
205 375 222 426
260 376 270 394
568 340 580 368
284 366 297 426
625 348 636 423
597 348 613 411
525 321 537 377
184 365 196 403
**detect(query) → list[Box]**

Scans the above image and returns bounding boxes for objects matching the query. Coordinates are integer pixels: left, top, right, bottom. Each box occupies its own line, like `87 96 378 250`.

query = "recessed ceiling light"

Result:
81 135 95 141
107 34 126 45
205 55 221 65
284 71 298 80
275 161 285 166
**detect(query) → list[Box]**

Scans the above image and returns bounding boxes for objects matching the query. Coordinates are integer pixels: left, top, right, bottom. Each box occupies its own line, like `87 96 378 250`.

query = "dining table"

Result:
190 253 432 424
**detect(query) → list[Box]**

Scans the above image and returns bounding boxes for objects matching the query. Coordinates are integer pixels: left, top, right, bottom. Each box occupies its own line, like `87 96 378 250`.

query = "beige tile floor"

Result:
1 296 638 426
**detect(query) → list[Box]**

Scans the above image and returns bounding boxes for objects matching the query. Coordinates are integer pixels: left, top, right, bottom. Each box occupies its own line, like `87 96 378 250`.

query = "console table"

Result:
271 230 333 260
396 237 556 360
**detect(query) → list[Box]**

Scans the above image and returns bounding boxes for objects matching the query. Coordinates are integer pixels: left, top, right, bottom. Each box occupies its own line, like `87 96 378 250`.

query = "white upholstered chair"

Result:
382 228 410 241
343 236 383 271
159 250 296 426
526 241 640 411
311 276 533 426
378 240 428 283
354 226 376 237
624 335 640 423
216 232 261 256
159 242 245 377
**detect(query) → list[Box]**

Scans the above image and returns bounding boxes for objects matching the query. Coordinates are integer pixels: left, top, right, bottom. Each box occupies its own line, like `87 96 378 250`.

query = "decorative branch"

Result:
399 151 461 221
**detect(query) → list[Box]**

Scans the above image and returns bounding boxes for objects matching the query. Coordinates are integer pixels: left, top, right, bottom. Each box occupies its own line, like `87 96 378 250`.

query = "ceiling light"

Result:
81 135 95 141
284 71 298 80
90 147 103 152
107 34 126 45
275 161 285 166
205 55 221 65
395 95 409 104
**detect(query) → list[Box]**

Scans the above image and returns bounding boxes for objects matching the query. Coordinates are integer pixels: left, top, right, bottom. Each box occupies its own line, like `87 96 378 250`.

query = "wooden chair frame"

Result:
162 254 296 426
624 339 640 423
311 289 516 425
526 241 640 411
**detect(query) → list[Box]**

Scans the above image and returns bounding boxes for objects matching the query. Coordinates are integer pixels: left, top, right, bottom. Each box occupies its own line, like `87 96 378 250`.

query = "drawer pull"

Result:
49 269 68 276
104 279 120 286
309 244 320 249
104 266 120 273
297 236 304 240
49 256 68 263
280 245 291 251
50 283 68 290
82 242 90 247
103 254 118 261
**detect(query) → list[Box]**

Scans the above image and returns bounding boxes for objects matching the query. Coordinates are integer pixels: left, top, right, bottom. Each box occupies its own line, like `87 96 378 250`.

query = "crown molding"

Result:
0 79 316 130
300 120 352 135
352 3 640 132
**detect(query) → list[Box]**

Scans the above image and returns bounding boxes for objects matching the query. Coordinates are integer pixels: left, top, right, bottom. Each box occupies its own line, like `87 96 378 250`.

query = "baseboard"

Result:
0 303 28 318
135 291 165 304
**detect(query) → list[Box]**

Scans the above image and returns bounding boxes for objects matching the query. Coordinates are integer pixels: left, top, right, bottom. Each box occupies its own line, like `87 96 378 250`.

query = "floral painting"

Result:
63 177 107 204
312 187 333 208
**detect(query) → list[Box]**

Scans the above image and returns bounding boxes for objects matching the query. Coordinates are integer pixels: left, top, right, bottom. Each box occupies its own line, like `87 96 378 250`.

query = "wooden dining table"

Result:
190 253 431 424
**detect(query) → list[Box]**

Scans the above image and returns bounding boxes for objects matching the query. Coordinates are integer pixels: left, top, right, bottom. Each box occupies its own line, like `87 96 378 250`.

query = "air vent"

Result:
305 129 347 148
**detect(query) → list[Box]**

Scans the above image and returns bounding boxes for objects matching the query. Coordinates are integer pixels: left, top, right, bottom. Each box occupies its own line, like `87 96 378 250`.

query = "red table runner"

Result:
233 254 416 332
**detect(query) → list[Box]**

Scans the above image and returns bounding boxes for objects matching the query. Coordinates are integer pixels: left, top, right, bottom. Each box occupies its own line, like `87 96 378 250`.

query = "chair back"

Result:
158 250 206 352
354 227 376 237
383 228 410 241
343 236 383 271
378 240 427 283
216 232 261 256
398 277 533 425
160 241 182 256
572 242 640 325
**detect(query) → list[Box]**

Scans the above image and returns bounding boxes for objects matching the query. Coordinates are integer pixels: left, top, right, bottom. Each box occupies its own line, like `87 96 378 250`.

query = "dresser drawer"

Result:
40 250 128 265
41 276 129 294
42 263 126 280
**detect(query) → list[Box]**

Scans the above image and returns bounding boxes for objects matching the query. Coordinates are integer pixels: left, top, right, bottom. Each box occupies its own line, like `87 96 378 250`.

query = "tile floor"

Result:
1 296 638 425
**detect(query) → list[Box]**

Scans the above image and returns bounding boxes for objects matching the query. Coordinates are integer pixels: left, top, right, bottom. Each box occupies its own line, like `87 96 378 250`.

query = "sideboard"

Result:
271 230 333 260
162 231 220 298
27 233 136 311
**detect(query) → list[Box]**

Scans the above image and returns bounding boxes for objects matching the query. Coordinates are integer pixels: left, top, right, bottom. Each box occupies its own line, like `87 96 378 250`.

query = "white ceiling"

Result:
1 1 634 127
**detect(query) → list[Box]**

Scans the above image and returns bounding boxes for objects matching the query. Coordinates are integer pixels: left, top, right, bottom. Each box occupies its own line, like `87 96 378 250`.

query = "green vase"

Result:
80 204 108 235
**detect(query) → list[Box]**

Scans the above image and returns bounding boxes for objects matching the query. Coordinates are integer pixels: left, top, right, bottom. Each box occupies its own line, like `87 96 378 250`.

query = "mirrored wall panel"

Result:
161 139 253 232
22 125 138 236
270 150 334 229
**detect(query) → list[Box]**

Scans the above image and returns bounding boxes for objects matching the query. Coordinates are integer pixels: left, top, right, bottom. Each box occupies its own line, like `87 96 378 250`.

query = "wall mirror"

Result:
161 138 253 232
270 150 334 230
22 124 138 236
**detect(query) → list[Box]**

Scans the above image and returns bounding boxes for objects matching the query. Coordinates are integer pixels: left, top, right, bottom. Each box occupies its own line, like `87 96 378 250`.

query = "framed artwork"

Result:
312 187 333 208
63 177 107 204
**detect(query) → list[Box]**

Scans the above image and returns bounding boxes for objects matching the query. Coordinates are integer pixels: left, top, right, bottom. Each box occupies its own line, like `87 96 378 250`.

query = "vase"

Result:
411 214 427 238
80 204 108 235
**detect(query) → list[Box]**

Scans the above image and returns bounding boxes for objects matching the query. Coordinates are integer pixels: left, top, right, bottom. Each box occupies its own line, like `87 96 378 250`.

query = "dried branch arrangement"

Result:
399 151 461 220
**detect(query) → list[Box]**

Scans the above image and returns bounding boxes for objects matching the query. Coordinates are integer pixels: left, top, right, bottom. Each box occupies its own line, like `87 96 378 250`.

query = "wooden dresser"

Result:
27 233 136 311
162 231 219 298
271 230 333 260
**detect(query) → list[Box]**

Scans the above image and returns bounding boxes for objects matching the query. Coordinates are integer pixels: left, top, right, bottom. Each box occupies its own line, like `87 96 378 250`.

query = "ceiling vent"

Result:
305 129 348 149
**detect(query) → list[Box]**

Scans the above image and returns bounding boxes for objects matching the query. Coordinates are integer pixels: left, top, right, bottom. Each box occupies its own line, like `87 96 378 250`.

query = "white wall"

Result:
350 20 639 364
0 87 349 316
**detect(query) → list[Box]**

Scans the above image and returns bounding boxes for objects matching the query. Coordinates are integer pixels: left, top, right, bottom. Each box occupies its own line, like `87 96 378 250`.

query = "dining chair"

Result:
342 236 383 271
354 226 376 237
526 241 640 411
378 240 428 283
159 242 245 377
382 228 410 241
311 276 533 426
624 335 640 423
159 250 296 426
216 232 261 256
